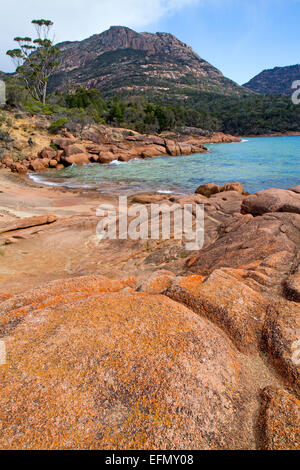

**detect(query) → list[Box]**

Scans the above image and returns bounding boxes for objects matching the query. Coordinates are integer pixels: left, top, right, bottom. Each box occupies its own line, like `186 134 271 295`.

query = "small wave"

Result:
28 173 63 187
158 190 173 194
28 173 93 189
241 139 249 142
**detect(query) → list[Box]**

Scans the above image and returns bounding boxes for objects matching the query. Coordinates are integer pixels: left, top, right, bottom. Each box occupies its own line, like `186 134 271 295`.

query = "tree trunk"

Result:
42 82 47 105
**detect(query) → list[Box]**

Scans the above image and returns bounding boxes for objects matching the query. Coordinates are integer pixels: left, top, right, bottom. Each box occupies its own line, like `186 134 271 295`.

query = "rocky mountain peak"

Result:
51 26 248 98
244 64 300 95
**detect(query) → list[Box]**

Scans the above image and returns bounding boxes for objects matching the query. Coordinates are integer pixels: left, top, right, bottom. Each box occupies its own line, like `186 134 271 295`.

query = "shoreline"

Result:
21 132 300 196
1 167 299 304
0 109 240 175
242 131 300 138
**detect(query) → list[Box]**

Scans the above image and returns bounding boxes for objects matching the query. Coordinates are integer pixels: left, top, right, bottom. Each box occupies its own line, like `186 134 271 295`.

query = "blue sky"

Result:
0 0 299 84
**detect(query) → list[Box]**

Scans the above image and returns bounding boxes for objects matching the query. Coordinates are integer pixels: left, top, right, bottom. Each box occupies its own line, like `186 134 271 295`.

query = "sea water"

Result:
30 136 300 194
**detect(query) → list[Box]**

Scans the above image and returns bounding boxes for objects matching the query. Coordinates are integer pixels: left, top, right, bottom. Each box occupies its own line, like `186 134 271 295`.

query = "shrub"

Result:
22 100 44 115
50 143 59 151
5 76 29 108
48 117 68 134
65 109 94 136
0 129 13 142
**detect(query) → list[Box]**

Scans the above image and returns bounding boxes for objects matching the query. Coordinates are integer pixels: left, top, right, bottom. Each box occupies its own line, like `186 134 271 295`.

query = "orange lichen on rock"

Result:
0 294 11 302
0 280 257 450
176 275 206 291
167 268 268 354
137 270 176 294
0 275 136 337
258 387 300 450
262 301 300 394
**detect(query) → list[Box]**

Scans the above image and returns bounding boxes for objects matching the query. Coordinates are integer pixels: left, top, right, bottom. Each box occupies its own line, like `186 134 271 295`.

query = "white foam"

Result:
110 160 127 165
28 173 63 187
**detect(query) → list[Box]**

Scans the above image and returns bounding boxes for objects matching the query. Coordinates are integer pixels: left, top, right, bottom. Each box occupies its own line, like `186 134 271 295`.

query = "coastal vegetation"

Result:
3 77 300 136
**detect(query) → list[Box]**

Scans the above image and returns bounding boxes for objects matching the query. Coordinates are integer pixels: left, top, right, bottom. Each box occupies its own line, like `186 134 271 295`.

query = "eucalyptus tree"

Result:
7 20 60 105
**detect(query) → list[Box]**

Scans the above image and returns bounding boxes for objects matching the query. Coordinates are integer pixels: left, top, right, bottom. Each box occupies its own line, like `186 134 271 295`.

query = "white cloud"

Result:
86 0 200 30
0 0 201 71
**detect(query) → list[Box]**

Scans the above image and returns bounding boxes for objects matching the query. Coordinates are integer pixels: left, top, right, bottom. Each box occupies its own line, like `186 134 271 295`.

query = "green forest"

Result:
4 76 300 136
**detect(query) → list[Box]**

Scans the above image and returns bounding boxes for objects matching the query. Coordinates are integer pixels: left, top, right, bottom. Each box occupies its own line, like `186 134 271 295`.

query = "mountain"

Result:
49 26 250 100
244 64 300 95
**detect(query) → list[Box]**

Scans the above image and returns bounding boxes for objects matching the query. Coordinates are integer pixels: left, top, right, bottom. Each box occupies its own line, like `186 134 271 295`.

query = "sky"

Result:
0 0 299 84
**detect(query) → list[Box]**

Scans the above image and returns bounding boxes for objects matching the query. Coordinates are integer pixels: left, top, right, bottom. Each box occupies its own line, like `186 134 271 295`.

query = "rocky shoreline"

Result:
0 168 299 449
244 131 300 138
0 111 240 174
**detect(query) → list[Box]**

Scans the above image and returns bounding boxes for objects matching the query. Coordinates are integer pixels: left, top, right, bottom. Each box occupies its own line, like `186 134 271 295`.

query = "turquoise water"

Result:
31 136 300 194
